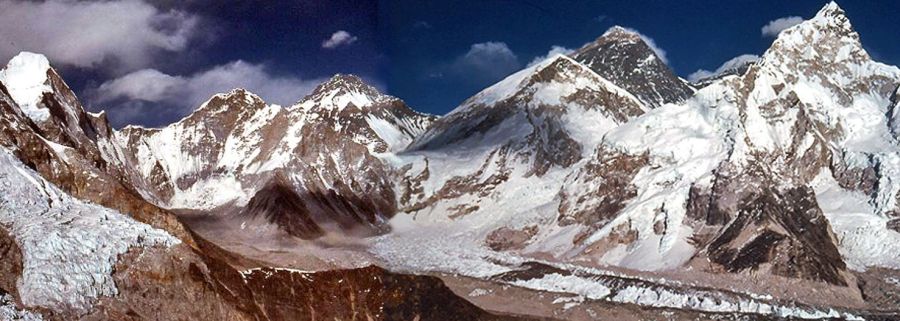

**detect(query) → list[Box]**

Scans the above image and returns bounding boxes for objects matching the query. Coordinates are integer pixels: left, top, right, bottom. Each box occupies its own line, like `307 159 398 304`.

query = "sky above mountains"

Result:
1 0 900 127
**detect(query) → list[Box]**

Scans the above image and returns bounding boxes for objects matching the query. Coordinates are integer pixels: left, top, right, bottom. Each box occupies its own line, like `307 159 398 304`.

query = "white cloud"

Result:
91 61 326 124
611 27 669 64
687 54 760 82
761 16 804 37
452 41 520 81
0 0 199 69
322 30 358 49
527 46 574 67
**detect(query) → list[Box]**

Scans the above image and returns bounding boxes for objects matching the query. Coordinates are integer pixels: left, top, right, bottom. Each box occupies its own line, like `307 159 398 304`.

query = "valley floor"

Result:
180 212 900 320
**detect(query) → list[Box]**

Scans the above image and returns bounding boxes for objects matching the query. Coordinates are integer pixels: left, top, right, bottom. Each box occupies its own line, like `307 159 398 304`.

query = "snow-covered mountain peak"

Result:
409 52 644 161
599 25 642 43
570 26 694 107
320 73 372 90
222 87 265 104
810 2 857 44
807 1 856 40
295 73 383 112
517 54 645 110
763 1 865 68
455 54 582 108
194 88 265 115
166 87 271 138
0 51 112 160
451 54 643 113
0 52 53 123
209 87 261 105
816 1 848 21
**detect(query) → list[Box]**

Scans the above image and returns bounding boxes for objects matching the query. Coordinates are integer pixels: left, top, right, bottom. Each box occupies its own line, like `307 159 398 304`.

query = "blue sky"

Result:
1 0 899 126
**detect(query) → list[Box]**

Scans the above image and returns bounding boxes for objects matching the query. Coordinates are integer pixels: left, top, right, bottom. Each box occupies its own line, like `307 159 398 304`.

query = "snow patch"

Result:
511 273 610 300
811 169 900 270
0 52 52 123
0 293 43 321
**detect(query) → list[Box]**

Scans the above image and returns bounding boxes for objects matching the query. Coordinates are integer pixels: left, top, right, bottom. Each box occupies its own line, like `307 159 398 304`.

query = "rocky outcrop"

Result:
240 176 326 239
557 148 648 229
701 184 849 285
237 266 531 321
0 226 22 307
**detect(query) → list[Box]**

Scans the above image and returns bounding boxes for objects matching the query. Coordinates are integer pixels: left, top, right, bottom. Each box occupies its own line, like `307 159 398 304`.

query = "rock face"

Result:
236 266 534 321
702 186 848 285
0 56 191 242
570 26 695 107
0 52 109 157
240 175 326 239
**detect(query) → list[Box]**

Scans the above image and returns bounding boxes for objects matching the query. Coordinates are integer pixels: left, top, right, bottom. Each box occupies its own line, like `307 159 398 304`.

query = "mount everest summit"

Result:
0 2 899 320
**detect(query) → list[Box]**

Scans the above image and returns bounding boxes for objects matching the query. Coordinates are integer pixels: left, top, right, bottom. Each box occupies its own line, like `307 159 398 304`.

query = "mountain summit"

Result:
570 26 695 107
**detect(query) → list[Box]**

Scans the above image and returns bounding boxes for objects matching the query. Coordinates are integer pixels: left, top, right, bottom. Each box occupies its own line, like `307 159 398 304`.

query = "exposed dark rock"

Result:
240 174 395 239
241 176 324 238
237 265 519 321
492 262 572 283
570 26 694 107
706 186 850 286
685 183 731 226
402 147 512 217
0 225 22 302
558 148 648 227
486 225 539 251
886 218 900 233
